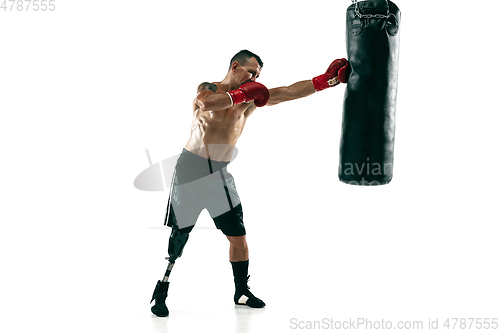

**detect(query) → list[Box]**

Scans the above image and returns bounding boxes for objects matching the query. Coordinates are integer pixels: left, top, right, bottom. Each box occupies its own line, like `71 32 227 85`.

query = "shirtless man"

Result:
150 50 350 317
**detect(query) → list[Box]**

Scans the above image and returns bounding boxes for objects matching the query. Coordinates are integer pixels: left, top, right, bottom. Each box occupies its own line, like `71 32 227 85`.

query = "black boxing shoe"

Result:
150 280 169 317
234 275 265 308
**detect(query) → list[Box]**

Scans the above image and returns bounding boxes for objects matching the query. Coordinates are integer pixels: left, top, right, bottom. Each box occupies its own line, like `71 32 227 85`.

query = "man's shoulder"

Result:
197 82 218 93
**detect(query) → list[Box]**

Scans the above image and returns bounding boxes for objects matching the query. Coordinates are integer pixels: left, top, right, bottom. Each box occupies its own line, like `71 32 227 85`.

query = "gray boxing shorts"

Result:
164 149 245 236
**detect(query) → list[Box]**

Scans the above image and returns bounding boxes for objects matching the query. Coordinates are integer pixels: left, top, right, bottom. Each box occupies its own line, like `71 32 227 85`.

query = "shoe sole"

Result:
151 306 169 317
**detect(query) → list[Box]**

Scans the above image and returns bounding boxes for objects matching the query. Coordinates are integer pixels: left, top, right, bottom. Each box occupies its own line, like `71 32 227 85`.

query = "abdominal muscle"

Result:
184 103 249 162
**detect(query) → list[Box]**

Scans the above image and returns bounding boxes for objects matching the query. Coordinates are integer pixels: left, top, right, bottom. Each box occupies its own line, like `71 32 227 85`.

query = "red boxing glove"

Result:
312 58 351 91
227 82 270 107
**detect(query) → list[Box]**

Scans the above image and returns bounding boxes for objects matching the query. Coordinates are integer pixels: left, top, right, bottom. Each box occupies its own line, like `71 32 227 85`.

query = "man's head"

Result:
228 50 263 86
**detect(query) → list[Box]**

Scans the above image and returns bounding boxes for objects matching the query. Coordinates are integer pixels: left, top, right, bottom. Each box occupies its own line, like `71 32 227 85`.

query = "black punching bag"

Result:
339 0 401 185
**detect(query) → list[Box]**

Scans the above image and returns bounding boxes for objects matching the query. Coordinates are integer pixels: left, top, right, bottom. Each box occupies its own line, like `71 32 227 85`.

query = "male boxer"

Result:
150 50 350 316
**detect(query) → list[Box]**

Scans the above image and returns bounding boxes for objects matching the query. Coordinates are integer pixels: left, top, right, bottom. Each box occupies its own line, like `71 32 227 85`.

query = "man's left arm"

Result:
267 80 317 106
266 58 350 107
244 81 314 117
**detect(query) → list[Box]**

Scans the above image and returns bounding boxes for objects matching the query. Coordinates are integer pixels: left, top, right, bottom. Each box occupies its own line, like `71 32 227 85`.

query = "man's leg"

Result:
227 235 248 262
151 225 193 317
207 166 265 308
227 235 265 308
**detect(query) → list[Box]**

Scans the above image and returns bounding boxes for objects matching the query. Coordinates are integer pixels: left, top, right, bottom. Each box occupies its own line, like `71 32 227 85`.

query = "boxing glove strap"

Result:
312 74 339 91
226 89 246 106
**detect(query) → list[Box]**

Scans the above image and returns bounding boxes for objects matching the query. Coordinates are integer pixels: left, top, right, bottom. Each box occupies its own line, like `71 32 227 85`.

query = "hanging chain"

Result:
351 0 394 19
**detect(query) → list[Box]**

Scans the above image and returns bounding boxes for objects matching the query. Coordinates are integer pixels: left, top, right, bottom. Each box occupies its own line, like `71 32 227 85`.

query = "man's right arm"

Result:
195 82 232 112
195 82 270 111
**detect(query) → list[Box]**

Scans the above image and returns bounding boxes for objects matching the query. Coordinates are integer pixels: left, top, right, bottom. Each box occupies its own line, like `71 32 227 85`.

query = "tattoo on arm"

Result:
197 82 217 93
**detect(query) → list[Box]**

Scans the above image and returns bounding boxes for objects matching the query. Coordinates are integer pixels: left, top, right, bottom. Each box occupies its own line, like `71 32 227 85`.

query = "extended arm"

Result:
267 58 351 107
267 80 316 106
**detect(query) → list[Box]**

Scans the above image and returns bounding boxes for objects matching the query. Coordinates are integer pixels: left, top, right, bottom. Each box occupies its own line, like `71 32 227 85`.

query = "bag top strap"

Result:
351 0 393 19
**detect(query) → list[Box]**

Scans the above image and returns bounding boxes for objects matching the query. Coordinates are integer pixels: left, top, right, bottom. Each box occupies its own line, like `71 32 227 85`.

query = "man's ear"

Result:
231 61 240 72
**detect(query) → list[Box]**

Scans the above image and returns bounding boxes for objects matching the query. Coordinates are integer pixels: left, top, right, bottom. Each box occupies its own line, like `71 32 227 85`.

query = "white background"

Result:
1 1 499 332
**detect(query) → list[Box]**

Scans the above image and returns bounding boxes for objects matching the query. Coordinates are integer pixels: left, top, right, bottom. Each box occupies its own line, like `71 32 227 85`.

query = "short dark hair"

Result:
229 50 263 70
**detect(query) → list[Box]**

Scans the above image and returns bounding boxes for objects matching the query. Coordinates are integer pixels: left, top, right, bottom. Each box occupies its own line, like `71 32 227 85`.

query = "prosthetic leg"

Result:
150 227 191 317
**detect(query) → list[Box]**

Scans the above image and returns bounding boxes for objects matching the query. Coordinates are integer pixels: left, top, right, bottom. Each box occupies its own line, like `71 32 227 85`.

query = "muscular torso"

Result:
185 82 255 161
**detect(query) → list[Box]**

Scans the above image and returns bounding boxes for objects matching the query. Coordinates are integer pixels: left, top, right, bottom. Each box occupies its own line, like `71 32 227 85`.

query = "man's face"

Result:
234 57 262 86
